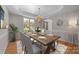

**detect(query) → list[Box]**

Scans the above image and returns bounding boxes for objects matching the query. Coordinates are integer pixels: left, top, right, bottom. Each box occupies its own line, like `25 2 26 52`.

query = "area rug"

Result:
50 43 67 54
16 41 67 54
16 41 23 54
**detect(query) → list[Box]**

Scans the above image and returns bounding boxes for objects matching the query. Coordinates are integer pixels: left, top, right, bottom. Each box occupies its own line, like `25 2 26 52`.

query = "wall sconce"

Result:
69 19 77 28
68 19 78 33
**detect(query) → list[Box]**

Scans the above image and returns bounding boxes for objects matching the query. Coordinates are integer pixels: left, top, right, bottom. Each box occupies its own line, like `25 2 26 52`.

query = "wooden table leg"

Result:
44 42 56 54
44 44 51 54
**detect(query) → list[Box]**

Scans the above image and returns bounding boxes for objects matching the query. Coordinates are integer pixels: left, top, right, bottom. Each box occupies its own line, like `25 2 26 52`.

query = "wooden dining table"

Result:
26 32 60 54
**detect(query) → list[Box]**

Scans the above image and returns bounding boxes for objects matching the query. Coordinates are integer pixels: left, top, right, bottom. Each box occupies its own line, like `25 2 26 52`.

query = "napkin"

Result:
38 36 46 39
47 34 53 36
32 34 36 35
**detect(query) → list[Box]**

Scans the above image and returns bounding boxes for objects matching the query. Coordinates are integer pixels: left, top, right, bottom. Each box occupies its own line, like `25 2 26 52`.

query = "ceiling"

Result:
5 5 79 19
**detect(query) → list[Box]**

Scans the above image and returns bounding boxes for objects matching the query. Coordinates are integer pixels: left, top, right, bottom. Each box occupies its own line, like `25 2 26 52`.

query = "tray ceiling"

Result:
6 5 79 18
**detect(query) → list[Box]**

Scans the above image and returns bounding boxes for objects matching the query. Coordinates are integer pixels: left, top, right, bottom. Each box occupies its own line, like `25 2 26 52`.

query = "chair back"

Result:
20 32 33 54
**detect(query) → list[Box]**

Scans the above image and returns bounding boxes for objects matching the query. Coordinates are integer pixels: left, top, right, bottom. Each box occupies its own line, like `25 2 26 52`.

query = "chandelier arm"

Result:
35 8 44 22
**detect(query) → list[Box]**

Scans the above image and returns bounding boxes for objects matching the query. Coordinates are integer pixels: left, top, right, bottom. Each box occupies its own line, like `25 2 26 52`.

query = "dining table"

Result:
26 32 60 54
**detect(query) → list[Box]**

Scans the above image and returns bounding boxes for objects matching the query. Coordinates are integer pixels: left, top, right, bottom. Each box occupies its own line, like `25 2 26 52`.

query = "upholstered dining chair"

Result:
20 32 41 54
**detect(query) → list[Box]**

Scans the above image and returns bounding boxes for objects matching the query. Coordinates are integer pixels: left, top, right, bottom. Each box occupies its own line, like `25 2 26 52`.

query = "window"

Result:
30 19 35 32
24 18 35 32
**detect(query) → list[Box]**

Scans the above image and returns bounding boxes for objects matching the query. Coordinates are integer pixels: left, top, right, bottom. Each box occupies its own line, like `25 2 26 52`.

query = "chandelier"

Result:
35 8 44 22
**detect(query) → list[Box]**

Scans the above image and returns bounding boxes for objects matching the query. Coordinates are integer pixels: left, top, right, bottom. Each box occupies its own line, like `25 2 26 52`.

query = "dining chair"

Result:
20 32 41 54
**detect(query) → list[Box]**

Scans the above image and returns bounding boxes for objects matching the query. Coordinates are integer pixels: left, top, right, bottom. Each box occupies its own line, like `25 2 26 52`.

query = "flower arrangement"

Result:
35 26 41 32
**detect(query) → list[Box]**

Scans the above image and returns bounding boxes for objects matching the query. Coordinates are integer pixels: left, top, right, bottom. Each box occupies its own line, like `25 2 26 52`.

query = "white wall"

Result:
46 11 79 45
0 5 9 54
9 13 24 32
51 11 79 31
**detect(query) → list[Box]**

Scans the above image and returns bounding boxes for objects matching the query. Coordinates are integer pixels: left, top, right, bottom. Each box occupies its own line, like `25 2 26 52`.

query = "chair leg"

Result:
40 50 42 54
24 46 27 54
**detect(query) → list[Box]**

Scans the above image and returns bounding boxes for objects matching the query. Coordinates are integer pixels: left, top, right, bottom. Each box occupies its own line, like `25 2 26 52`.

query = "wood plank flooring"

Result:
65 46 79 54
5 39 79 54
58 39 79 54
5 42 17 54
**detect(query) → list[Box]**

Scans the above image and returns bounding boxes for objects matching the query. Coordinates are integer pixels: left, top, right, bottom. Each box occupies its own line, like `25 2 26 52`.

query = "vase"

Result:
10 32 16 42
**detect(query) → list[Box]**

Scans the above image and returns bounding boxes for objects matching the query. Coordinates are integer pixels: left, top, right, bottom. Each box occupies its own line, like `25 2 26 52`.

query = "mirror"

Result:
57 19 63 26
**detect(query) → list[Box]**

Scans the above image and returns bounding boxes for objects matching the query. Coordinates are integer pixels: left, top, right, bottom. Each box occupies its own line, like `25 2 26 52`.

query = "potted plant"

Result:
9 24 18 42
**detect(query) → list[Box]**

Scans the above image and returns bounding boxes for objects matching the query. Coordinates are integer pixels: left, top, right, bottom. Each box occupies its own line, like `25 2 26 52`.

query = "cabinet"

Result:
0 29 8 54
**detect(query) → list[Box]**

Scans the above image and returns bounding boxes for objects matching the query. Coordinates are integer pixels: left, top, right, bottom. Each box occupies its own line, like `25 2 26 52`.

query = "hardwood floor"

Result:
5 39 79 54
5 42 17 54
65 46 79 54
57 39 79 54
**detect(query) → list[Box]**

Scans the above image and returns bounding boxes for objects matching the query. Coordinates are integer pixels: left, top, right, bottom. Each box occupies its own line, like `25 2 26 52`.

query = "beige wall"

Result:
8 13 24 32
